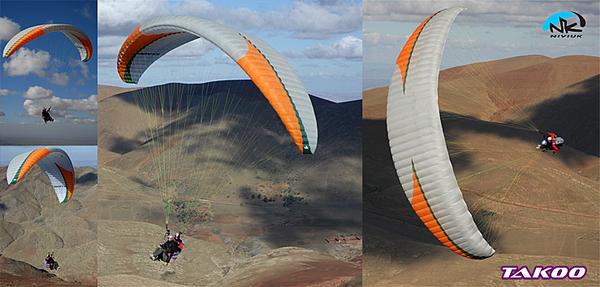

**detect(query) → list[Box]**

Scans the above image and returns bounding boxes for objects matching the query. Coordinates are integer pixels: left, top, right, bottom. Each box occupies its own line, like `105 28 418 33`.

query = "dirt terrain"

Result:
97 80 362 286
363 55 599 286
0 166 97 286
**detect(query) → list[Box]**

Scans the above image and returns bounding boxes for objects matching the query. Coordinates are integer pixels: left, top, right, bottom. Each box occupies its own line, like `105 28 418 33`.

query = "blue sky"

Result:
0 145 97 167
0 0 97 143
98 0 362 102
363 0 600 89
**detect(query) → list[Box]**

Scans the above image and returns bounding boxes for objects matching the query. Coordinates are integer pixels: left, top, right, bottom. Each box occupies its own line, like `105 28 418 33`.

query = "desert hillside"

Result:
363 55 599 286
97 80 362 286
0 166 97 286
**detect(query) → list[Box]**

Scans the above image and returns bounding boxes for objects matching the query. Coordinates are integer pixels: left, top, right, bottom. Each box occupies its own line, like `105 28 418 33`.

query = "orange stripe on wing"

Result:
236 39 304 153
117 26 178 82
17 148 50 182
410 161 472 258
5 26 47 58
56 165 75 202
396 13 436 92
74 34 93 61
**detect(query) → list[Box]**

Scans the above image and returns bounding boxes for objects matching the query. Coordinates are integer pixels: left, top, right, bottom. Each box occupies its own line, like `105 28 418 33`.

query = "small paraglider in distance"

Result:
149 225 184 265
3 24 93 62
536 131 564 154
43 252 60 270
41 107 54 124
6 147 75 203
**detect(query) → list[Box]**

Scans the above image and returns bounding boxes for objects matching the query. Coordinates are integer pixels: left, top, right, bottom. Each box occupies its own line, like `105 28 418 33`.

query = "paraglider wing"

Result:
117 16 317 154
6 148 75 203
386 8 495 259
2 24 93 62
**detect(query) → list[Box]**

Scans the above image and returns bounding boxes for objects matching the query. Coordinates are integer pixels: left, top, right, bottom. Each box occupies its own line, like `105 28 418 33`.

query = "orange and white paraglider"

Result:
3 24 93 62
387 8 495 259
6 147 75 203
117 16 317 154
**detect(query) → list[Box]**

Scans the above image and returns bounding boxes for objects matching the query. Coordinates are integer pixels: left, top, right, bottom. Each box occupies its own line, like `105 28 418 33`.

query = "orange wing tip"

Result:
56 164 75 203
237 39 306 154
410 159 489 259
117 25 179 84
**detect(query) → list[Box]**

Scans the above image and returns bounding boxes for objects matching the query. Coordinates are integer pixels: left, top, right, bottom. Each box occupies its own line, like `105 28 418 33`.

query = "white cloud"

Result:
98 35 127 57
70 59 90 80
280 1 361 38
24 94 98 118
304 36 362 59
22 86 97 120
0 17 20 41
98 0 361 39
3 48 50 77
364 32 405 46
99 0 172 29
51 72 70 86
24 86 53 99
0 89 10 96
363 0 598 26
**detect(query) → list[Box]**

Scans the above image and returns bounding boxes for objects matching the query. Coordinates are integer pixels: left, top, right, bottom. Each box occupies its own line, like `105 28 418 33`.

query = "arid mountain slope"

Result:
363 55 599 286
97 80 362 286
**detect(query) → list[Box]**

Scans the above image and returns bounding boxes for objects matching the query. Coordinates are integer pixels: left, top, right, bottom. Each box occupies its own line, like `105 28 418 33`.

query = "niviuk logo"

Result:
543 11 586 38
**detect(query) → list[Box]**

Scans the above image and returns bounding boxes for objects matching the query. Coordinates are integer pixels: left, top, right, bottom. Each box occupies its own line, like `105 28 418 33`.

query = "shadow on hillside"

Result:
236 96 363 248
108 80 363 250
111 80 327 171
528 74 599 157
363 74 598 261
76 171 98 185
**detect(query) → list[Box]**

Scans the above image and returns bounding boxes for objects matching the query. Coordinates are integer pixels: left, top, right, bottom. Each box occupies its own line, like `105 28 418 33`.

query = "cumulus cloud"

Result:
363 0 598 26
0 89 10 96
279 1 361 38
51 72 70 86
70 59 91 80
99 0 361 39
0 17 20 41
3 48 50 77
363 32 406 46
22 86 97 120
97 35 127 58
304 36 362 59
99 0 172 30
24 86 53 99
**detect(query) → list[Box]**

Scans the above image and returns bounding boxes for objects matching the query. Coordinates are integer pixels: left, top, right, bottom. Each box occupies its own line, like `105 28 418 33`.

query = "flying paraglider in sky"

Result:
117 16 317 154
6 147 75 203
41 107 54 124
2 24 93 62
387 7 495 259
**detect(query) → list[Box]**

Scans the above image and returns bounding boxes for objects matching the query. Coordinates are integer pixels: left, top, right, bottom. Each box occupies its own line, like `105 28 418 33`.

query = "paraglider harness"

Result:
44 252 59 270
537 131 564 153
42 107 54 123
151 224 184 265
